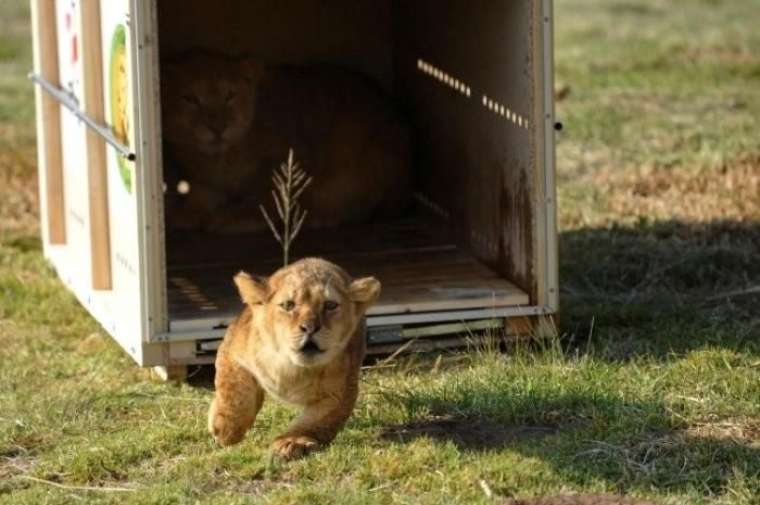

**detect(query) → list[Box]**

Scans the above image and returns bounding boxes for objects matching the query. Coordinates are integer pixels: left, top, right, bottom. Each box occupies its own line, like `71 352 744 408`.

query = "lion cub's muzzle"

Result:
298 320 325 356
299 338 323 356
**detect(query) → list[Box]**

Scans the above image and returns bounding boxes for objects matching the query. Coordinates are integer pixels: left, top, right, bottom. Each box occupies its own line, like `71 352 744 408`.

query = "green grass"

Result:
1 0 759 503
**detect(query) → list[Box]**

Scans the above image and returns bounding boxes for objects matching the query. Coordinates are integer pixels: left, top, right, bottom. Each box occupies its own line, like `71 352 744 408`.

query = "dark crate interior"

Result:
157 0 540 330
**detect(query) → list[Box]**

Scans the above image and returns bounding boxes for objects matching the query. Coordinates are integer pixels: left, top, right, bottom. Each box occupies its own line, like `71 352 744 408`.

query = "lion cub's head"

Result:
234 258 380 367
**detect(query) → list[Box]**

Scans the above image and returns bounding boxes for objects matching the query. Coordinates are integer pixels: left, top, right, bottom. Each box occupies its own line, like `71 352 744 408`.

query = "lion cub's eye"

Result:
280 300 296 312
324 301 339 311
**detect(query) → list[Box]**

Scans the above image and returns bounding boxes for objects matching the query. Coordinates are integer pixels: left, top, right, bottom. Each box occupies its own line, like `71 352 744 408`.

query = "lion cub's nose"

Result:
299 321 321 336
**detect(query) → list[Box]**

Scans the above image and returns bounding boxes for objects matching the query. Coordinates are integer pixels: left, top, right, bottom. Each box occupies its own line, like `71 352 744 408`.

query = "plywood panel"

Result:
31 0 66 244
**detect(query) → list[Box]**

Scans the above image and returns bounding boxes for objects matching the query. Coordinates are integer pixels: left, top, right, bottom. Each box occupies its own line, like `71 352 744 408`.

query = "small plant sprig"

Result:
259 149 312 266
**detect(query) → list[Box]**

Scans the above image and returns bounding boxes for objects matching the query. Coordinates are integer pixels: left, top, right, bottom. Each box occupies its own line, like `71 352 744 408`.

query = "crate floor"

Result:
166 217 529 330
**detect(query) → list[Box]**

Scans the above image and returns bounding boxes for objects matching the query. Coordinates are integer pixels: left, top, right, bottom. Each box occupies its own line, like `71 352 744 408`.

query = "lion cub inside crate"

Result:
161 50 411 234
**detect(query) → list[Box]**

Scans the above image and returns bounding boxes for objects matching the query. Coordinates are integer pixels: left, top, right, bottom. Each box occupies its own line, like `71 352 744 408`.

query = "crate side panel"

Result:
394 1 536 296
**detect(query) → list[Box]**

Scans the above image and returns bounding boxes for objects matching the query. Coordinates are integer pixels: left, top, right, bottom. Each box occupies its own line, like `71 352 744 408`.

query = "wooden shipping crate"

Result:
30 0 558 376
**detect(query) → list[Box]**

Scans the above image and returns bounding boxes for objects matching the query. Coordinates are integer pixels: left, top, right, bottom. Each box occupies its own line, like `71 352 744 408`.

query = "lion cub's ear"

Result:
349 277 381 310
234 271 269 305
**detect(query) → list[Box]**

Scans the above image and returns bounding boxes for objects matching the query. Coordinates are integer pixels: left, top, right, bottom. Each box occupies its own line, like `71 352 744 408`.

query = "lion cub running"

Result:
208 258 380 459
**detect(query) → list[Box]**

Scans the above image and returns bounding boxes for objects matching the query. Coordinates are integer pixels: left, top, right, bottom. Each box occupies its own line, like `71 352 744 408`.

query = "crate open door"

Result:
154 0 559 360
31 0 167 366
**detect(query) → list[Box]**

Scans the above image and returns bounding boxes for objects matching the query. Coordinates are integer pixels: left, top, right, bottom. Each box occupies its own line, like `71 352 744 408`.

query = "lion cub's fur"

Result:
162 50 411 233
208 258 380 459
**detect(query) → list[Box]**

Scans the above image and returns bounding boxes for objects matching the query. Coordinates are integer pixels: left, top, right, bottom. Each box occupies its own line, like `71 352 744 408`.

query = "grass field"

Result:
1 1 759 504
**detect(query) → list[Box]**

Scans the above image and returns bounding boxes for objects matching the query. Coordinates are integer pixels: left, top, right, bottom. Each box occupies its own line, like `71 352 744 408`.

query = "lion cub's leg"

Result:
272 382 359 459
208 353 265 447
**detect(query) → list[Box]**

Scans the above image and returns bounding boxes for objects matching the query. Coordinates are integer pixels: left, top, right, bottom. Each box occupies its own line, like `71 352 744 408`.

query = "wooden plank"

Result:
132 0 171 338
531 0 549 308
166 214 533 329
505 315 535 336
163 356 216 366
80 0 111 289
167 260 503 290
167 242 478 274
165 276 511 305
166 281 527 315
538 0 559 312
167 247 530 321
31 0 66 244
166 249 517 287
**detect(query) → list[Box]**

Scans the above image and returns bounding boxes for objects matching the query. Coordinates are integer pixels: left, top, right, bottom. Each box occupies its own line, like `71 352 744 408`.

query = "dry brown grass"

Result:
687 418 760 447
0 148 38 236
502 495 657 505
596 158 760 223
560 157 760 230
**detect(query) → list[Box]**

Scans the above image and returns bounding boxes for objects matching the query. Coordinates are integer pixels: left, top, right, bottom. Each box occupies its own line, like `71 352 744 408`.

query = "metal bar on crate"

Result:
28 72 136 161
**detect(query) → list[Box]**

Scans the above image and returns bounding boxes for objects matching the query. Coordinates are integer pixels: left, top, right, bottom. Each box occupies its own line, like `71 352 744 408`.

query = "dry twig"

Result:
19 475 138 493
259 149 312 265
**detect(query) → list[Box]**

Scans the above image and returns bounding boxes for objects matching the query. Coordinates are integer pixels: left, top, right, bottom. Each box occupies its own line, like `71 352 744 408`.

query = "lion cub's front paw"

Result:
211 426 245 447
208 404 247 447
209 417 248 447
271 435 319 460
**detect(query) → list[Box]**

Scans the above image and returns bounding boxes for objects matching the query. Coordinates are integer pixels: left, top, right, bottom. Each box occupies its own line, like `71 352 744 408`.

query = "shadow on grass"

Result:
376 217 760 497
559 219 760 360
381 416 563 451
187 365 216 389
379 393 760 497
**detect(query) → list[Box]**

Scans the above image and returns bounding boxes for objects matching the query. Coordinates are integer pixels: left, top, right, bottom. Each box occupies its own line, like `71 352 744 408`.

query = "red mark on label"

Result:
71 34 78 63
